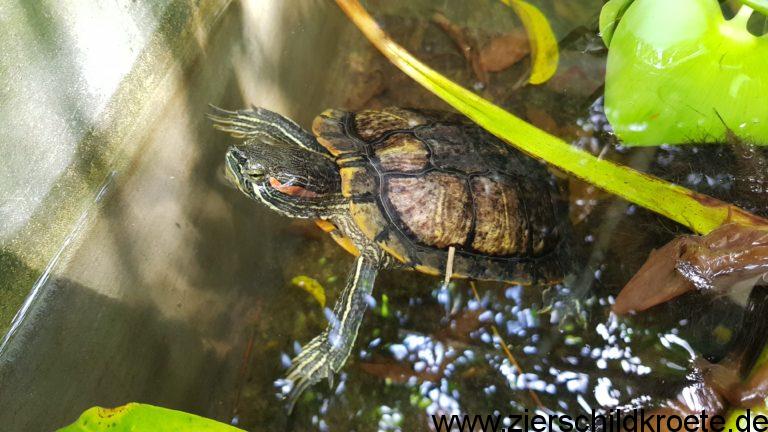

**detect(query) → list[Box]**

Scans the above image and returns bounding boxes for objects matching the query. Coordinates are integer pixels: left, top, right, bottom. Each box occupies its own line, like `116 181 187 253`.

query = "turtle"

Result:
210 105 569 407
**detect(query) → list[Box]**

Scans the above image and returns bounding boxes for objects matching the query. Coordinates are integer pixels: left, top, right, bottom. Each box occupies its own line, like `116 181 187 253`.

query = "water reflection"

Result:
266 261 738 430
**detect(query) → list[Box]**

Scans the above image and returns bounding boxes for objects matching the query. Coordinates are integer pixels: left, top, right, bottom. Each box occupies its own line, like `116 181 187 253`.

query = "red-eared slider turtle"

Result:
210 106 568 407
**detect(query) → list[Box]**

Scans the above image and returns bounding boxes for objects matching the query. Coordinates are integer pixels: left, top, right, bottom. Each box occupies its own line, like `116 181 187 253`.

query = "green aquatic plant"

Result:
602 0 768 146
334 0 766 236
499 0 559 84
725 406 768 431
57 403 243 432
741 0 768 16
598 0 634 46
291 275 327 307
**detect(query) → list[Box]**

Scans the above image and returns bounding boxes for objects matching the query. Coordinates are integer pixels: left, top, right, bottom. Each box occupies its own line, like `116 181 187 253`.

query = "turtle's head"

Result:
225 139 341 217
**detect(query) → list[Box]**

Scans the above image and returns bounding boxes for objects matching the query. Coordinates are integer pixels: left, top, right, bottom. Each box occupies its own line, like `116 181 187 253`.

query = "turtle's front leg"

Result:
282 250 379 410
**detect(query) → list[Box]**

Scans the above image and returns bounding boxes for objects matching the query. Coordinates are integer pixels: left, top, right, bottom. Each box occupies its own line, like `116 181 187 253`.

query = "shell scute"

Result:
385 173 472 249
414 124 487 173
340 166 376 198
375 134 430 172
313 109 358 156
350 201 388 241
354 108 427 141
517 180 562 255
470 176 530 256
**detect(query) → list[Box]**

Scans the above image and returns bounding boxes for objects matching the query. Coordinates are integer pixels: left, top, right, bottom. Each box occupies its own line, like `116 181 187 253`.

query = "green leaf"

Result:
598 0 635 47
604 0 768 145
57 403 244 432
380 293 390 318
499 0 559 84
291 275 327 307
334 0 767 235
741 0 768 17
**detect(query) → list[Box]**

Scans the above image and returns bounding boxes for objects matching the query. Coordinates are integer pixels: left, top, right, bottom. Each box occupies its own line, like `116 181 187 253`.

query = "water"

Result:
227 1 768 430
0 1 767 431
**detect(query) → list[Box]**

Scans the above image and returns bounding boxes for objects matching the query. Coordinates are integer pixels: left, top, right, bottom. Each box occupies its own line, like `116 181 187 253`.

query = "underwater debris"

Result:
614 224 768 314
291 275 328 308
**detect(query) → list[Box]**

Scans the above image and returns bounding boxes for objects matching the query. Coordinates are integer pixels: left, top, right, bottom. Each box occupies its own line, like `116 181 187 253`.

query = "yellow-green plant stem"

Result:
740 0 768 16
334 0 767 235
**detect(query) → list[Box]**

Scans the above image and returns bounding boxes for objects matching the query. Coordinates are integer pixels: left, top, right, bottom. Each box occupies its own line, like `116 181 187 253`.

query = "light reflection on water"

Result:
263 267 711 431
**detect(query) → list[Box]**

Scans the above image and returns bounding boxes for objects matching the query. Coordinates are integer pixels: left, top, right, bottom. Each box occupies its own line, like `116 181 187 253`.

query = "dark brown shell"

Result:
313 107 569 284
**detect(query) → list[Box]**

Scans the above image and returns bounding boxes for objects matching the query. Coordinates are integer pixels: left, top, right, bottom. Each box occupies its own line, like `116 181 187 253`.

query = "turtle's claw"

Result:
541 282 592 331
283 373 317 413
281 332 342 412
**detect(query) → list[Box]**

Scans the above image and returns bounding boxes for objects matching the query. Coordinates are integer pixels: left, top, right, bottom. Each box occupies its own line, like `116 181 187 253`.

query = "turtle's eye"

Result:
244 161 265 177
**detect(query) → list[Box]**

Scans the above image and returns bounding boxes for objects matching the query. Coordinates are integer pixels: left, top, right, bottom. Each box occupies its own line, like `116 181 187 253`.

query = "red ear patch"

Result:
268 177 319 198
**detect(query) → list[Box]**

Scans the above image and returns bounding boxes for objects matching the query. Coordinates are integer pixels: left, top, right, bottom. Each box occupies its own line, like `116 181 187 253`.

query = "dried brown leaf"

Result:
479 30 529 72
614 224 768 314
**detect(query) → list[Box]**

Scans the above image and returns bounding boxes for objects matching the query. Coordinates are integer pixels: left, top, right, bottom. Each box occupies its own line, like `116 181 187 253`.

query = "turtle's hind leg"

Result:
282 250 379 411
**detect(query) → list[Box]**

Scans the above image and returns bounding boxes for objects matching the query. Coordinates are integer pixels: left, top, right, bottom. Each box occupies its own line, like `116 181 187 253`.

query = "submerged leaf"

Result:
432 12 489 85
334 0 767 235
499 0 559 84
614 224 768 314
379 293 390 318
57 403 243 432
603 0 768 145
479 29 529 73
291 275 327 308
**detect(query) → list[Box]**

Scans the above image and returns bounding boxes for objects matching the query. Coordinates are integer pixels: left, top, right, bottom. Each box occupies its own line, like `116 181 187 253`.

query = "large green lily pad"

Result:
602 0 768 145
57 403 244 432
